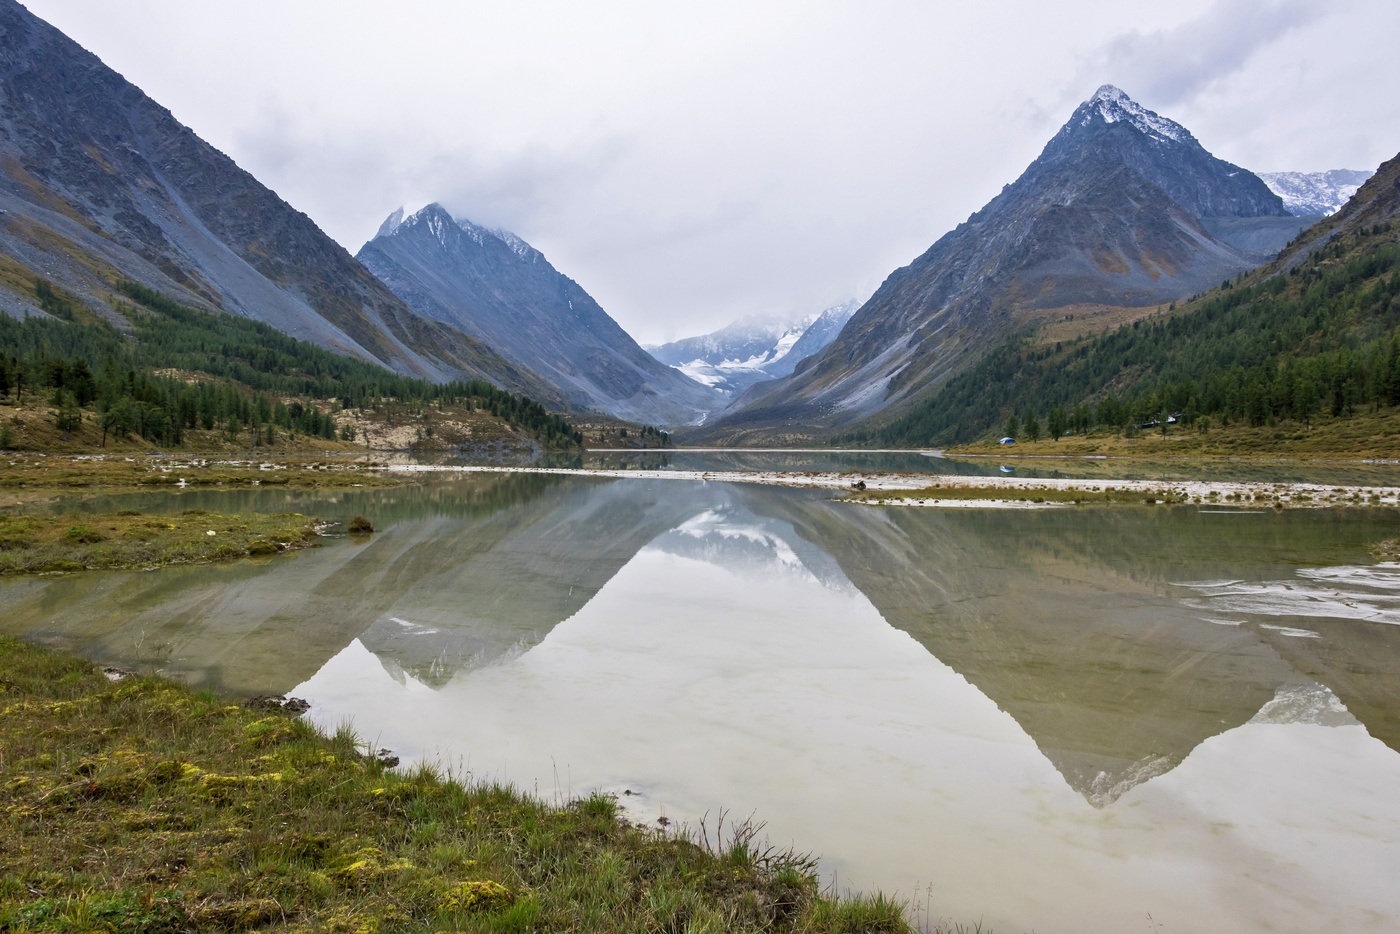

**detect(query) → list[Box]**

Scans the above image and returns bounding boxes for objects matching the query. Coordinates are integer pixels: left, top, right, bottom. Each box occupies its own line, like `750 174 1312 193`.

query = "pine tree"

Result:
1022 408 1041 442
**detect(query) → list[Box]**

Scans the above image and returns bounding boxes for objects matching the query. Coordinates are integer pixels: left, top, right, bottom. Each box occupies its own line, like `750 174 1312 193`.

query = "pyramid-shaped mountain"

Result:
357 205 718 426
0 0 561 400
705 86 1314 439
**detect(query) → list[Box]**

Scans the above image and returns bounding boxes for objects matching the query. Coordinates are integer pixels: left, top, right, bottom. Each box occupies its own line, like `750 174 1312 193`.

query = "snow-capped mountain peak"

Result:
375 204 538 261
450 215 490 247
1089 83 1127 103
375 206 406 239
375 201 435 238
377 202 449 242
1081 85 1189 144
484 226 536 260
649 299 860 395
1258 169 1373 217
357 204 720 426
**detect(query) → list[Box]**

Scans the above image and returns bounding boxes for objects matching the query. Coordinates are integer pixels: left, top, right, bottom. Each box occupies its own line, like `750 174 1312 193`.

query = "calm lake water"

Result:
4 473 1400 933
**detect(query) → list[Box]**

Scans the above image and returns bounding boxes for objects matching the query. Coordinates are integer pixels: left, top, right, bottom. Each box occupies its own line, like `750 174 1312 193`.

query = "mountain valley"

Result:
1 0 1395 456
694 86 1324 442
645 299 859 399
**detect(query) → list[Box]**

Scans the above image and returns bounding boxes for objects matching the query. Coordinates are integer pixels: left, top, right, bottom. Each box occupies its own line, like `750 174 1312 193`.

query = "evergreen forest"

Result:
864 222 1400 445
0 280 583 449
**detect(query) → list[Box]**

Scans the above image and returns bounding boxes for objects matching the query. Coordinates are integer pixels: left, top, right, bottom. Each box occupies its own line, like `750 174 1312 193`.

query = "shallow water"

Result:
577 447 1400 486
3 474 1399 932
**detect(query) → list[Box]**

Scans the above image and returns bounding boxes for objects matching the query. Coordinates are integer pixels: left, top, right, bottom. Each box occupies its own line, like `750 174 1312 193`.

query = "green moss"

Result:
440 880 514 913
243 716 298 748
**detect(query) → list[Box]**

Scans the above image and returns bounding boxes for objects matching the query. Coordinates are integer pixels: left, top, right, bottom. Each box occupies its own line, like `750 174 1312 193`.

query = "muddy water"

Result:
3 475 1399 932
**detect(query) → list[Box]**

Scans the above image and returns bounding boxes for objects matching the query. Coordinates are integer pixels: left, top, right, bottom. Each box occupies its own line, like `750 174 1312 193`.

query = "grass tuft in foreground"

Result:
0 638 914 932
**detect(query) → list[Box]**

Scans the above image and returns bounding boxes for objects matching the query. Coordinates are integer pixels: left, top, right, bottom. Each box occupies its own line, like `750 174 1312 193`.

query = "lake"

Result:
3 472 1399 933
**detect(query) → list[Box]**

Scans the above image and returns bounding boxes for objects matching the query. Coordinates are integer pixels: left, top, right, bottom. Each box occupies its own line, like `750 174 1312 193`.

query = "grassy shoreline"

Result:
0 638 912 933
0 510 328 577
0 453 401 495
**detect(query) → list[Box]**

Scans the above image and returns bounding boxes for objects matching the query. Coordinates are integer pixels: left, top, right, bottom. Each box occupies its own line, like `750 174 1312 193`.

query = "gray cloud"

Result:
233 119 632 251
1076 0 1331 109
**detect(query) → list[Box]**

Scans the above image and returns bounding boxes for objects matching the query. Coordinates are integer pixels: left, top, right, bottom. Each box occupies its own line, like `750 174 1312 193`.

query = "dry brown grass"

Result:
952 410 1400 460
1012 302 1173 346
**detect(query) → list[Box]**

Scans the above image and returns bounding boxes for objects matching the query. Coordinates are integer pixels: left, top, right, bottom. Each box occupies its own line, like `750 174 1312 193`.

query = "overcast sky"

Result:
24 0 1400 344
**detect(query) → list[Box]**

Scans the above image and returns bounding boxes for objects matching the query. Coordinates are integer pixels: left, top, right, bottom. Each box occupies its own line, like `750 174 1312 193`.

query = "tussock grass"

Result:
1371 539 1400 561
0 638 915 932
0 510 322 576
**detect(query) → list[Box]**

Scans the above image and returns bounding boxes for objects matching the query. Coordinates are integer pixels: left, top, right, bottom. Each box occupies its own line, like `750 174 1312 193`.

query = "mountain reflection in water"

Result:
2 475 1399 932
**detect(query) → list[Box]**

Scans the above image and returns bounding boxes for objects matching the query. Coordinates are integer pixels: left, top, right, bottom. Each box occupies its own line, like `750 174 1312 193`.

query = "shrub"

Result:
63 524 105 544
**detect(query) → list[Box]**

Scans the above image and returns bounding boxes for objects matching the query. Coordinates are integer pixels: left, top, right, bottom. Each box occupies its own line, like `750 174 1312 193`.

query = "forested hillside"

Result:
867 186 1400 447
0 280 582 450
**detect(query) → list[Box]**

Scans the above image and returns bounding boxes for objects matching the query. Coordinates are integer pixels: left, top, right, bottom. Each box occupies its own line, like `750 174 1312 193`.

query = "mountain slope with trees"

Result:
0 279 582 451
0 0 559 405
699 86 1314 442
864 152 1400 447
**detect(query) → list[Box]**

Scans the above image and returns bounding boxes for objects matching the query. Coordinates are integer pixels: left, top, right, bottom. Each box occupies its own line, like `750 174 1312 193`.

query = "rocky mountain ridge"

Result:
698 85 1315 441
868 149 1400 447
357 203 717 426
